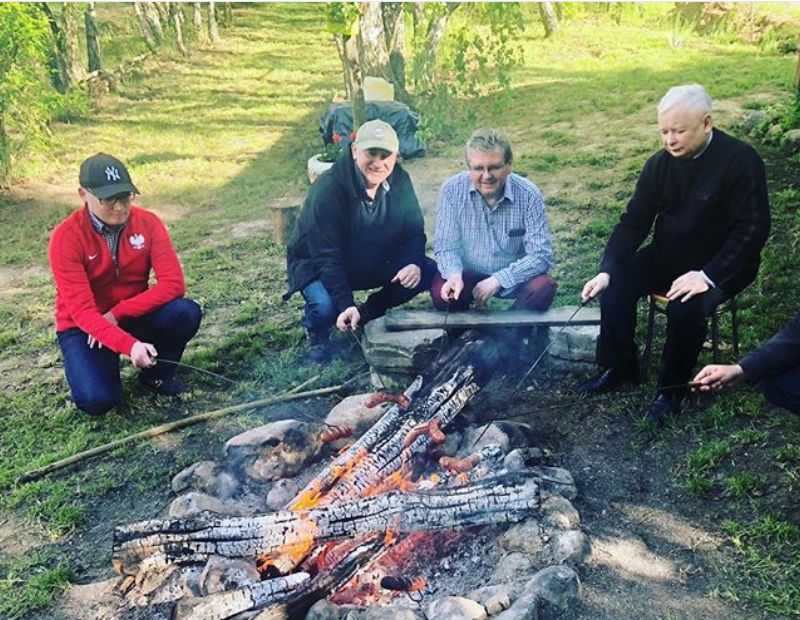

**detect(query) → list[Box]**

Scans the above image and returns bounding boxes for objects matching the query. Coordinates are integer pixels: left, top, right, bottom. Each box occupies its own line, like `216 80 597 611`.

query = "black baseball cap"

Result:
79 153 140 199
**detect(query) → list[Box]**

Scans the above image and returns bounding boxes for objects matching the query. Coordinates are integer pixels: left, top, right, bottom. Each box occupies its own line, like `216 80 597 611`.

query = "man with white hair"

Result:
578 84 770 424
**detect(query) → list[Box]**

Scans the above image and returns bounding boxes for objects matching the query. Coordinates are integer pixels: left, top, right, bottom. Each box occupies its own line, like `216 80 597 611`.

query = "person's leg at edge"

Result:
362 257 440 322
57 328 122 415
759 368 800 414
298 281 336 361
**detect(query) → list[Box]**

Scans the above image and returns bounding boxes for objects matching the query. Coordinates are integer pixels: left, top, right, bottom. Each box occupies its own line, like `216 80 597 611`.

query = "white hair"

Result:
657 84 712 116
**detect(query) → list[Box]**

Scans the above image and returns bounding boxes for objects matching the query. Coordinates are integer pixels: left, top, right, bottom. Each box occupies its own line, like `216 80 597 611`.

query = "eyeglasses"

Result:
91 192 133 208
468 163 508 174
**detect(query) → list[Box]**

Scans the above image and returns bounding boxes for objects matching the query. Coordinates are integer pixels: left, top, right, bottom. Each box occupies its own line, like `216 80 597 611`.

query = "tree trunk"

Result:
154 1 170 25
538 2 559 38
37 2 70 92
795 45 800 93
193 3 207 42
143 2 165 44
221 2 233 27
61 3 84 83
357 2 390 80
208 1 221 43
84 3 102 72
133 2 157 52
170 3 188 56
381 2 407 101
416 3 460 91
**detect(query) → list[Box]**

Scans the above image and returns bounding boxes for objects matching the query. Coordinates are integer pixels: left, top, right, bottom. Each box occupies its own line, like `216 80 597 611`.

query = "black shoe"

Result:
306 329 332 363
642 392 680 425
576 367 639 394
139 375 187 397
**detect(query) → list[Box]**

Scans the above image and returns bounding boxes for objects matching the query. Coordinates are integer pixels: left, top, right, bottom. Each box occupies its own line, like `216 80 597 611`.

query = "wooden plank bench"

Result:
384 306 601 332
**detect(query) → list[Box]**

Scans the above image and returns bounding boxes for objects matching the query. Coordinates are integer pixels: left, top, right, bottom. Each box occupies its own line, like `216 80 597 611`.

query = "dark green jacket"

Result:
284 154 427 313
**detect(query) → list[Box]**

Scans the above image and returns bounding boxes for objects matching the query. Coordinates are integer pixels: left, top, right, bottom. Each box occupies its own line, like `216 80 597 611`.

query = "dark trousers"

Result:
759 369 800 414
429 271 557 312
598 246 728 395
301 256 437 333
57 298 202 415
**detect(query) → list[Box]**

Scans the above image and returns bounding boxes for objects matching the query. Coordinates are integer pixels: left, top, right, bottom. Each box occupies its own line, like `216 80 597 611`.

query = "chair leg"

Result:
731 296 739 357
711 312 720 364
642 297 656 377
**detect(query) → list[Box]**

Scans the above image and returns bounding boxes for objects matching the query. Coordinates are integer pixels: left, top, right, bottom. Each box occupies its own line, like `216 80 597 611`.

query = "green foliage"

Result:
0 3 57 179
720 516 800 616
0 552 72 620
685 440 732 473
323 2 358 37
724 472 766 499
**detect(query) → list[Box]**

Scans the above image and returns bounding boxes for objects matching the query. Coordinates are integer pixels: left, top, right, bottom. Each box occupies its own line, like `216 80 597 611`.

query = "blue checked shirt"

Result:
434 172 553 294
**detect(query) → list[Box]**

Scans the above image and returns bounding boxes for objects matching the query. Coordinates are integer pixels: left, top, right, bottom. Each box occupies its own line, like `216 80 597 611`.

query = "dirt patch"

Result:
0 515 50 557
0 265 49 299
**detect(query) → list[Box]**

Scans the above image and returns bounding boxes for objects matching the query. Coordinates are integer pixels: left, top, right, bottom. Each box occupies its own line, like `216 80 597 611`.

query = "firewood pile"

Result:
105 335 589 620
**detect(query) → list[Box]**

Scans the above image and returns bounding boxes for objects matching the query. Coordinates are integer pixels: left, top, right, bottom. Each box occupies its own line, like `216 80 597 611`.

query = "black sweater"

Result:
600 129 770 295
284 154 427 313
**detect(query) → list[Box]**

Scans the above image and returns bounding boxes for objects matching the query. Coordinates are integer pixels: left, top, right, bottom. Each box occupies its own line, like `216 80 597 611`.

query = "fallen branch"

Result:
16 376 352 485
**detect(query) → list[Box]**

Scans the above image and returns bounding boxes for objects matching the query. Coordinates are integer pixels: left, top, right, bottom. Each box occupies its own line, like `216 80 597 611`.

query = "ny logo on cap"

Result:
105 166 121 181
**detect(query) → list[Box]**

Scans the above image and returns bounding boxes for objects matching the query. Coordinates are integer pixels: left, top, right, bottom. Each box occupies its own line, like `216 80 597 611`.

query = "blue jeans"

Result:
57 298 202 415
301 256 437 334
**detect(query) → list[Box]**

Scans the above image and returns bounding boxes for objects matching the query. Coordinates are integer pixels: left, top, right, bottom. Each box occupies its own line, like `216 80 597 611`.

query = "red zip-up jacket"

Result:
49 205 185 355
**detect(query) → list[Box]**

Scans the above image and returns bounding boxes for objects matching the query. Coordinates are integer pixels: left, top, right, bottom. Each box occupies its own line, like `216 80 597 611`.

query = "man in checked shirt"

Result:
430 127 556 312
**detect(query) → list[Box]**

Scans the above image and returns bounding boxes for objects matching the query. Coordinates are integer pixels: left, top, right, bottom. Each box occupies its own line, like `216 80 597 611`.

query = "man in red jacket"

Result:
49 153 201 415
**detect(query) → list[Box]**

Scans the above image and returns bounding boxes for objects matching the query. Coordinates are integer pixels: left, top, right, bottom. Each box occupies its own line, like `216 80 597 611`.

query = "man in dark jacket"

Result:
693 312 800 414
578 84 770 423
284 119 436 362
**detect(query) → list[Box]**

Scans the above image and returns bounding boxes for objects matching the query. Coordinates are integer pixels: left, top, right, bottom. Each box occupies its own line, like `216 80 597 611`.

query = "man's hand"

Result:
391 264 421 289
666 270 709 303
581 272 610 302
692 364 745 392
336 306 361 332
472 276 501 305
130 341 158 368
86 310 119 349
441 275 464 301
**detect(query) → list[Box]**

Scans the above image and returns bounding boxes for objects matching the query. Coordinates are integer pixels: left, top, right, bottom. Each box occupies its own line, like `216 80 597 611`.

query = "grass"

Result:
1 3 799 618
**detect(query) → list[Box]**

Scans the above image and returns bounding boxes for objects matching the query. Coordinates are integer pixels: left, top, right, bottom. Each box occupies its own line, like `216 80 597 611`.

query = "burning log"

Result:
172 572 309 620
112 472 540 576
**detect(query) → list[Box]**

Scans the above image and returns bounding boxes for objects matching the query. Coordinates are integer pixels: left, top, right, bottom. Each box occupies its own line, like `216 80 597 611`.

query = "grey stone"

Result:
171 460 240 500
740 109 767 134
547 325 598 362
490 552 534 584
168 492 252 518
549 529 591 565
767 122 784 143
498 521 545 555
541 495 580 530
325 393 388 434
467 584 514 607
266 478 299 511
492 593 538 620
425 596 487 620
485 591 512 615
462 424 510 453
225 420 321 482
305 598 342 620
362 606 423 620
438 428 463 457
364 317 447 370
781 128 800 154
526 565 581 610
198 556 260 595
531 466 577 500
370 368 419 390
503 448 547 471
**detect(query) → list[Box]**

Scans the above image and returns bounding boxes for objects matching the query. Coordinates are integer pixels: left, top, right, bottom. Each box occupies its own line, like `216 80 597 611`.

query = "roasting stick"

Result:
15 374 367 485
470 299 592 448
348 326 388 390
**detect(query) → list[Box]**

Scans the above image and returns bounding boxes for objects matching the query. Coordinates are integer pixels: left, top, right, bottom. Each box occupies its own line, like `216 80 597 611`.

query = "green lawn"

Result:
1 4 799 618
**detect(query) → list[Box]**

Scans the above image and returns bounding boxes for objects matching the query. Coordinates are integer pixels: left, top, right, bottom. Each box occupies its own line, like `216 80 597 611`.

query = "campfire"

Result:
109 336 587 619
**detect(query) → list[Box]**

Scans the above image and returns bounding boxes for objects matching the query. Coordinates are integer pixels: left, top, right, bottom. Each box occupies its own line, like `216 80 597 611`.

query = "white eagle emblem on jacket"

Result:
129 233 145 250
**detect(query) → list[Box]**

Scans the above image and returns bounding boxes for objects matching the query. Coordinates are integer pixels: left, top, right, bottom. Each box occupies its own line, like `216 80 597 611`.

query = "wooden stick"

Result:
16 377 349 485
